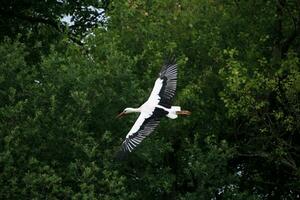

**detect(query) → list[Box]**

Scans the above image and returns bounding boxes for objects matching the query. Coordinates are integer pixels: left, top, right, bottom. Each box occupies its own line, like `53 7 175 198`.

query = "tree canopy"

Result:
0 0 299 199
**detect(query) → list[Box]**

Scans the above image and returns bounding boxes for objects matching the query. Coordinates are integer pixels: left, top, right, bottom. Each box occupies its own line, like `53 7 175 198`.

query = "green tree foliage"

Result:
0 0 109 39
0 0 110 64
0 0 299 199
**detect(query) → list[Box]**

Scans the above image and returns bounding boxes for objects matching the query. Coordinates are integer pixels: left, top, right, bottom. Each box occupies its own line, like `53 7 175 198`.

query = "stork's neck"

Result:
126 107 141 113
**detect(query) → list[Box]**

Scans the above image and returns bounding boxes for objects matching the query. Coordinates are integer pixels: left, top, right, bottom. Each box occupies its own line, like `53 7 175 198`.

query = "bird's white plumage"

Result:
144 78 164 107
119 59 178 153
127 109 154 137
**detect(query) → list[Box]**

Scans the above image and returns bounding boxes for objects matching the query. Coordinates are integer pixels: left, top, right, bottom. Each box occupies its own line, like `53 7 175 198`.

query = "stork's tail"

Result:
167 106 191 119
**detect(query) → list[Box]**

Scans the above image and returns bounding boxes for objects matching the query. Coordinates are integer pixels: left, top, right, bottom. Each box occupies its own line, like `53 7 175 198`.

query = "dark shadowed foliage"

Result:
0 0 299 199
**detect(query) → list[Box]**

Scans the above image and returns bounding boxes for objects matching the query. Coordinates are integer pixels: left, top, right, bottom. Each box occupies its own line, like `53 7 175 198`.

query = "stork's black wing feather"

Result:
120 107 168 154
157 58 177 108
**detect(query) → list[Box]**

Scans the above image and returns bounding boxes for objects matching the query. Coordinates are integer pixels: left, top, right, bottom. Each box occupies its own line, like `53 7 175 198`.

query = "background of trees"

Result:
0 0 299 199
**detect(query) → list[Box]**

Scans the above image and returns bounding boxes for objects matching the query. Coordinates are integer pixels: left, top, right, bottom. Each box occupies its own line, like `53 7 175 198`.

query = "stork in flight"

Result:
116 58 191 154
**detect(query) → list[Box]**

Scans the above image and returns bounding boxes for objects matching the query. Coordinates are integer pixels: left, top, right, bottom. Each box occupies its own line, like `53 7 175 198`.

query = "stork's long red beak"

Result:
116 112 125 119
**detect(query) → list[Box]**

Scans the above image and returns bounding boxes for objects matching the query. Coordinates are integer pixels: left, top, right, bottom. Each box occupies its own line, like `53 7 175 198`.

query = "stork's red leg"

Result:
176 110 191 115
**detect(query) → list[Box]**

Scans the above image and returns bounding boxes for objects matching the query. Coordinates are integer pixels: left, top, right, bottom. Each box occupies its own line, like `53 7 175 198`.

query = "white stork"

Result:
116 58 191 154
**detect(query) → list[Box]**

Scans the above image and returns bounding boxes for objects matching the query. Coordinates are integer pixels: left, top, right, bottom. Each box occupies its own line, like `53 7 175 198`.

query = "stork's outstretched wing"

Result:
120 107 168 153
116 58 177 159
146 58 178 108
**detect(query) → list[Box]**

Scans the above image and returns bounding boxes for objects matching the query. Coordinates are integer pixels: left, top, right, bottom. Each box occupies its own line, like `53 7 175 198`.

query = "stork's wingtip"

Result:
114 150 129 162
164 54 177 65
114 150 127 162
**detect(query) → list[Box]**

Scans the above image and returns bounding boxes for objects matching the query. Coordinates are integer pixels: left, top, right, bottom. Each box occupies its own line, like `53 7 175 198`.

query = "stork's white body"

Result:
118 58 186 154
142 78 181 117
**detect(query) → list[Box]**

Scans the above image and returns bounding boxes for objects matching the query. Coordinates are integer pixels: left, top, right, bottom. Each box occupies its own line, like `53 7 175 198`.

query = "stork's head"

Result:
116 107 140 118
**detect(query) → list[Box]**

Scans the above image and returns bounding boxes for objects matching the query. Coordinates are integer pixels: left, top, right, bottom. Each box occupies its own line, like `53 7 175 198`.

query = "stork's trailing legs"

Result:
176 110 191 115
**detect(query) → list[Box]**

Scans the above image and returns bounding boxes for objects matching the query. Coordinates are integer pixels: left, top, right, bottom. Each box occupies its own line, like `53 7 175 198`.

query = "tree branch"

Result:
281 11 300 56
0 9 85 46
0 10 61 31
